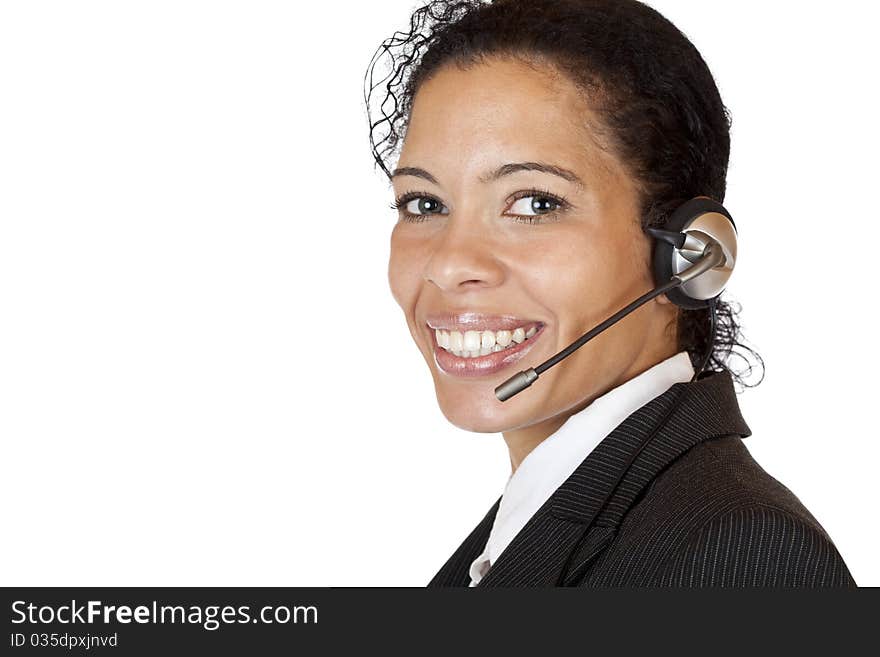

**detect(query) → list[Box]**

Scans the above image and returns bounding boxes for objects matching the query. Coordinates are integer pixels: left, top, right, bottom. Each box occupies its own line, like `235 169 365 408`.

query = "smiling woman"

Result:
363 0 855 587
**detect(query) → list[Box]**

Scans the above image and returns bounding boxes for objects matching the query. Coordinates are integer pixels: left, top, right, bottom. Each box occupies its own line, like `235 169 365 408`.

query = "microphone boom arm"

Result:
494 241 727 402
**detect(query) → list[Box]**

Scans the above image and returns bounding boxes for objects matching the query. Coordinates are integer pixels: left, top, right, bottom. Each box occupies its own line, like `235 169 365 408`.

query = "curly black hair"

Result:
364 0 764 390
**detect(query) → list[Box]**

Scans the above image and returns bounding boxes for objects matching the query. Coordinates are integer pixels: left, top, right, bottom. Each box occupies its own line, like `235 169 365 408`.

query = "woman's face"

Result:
388 57 678 438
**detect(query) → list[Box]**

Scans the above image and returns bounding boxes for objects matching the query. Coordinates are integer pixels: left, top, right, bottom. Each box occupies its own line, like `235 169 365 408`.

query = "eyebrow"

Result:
391 162 584 189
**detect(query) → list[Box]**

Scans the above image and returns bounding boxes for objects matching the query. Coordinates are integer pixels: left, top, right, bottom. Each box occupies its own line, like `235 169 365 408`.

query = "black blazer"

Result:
428 370 856 587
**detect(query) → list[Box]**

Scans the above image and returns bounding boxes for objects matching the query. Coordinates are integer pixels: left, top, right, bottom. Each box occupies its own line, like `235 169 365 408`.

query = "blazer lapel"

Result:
474 370 752 587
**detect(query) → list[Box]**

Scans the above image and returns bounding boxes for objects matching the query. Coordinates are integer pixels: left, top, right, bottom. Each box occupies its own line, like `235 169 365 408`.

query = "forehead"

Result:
399 56 617 183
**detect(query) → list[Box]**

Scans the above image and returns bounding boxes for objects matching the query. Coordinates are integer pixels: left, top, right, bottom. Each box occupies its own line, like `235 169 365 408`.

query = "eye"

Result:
389 188 571 225
389 191 449 223
508 195 560 215
505 189 570 224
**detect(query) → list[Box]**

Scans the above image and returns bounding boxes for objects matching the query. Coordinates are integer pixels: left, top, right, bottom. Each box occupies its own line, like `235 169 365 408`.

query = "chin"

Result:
441 411 506 434
433 387 525 434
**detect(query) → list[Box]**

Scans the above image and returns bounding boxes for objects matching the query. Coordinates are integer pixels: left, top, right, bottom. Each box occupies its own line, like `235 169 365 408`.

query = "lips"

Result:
425 311 544 333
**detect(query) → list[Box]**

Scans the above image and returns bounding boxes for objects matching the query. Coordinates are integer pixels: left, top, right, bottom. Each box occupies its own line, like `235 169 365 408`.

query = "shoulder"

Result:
594 434 856 587
649 432 825 524
654 501 856 587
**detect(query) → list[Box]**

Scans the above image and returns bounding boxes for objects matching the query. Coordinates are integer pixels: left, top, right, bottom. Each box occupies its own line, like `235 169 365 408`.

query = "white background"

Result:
1 1 877 586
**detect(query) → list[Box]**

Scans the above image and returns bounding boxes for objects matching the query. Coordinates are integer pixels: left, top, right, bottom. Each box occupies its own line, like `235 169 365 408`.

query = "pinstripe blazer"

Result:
428 370 856 587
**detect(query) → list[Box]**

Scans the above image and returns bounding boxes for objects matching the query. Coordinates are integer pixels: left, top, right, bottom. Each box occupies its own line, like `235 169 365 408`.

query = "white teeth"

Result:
434 324 541 359
449 331 463 352
463 330 482 352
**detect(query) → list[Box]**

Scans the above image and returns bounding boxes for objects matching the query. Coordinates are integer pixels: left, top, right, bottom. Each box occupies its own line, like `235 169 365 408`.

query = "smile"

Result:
428 322 546 378
434 323 541 357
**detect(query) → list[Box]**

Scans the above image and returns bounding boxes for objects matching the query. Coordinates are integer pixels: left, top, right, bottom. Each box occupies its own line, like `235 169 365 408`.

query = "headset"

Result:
487 195 738 586
494 195 738 402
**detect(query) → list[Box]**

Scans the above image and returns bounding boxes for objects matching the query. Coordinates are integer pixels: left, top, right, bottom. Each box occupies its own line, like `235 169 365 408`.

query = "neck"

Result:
502 339 679 474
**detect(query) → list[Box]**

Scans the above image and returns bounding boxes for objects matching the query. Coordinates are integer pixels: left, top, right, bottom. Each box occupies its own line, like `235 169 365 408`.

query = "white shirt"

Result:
468 351 695 586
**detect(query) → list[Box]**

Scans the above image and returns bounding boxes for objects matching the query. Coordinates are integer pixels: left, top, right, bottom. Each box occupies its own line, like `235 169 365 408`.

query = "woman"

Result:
364 0 855 586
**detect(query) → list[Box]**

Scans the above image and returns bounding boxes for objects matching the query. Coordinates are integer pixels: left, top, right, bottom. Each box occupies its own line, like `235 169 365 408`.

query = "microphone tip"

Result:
494 368 539 402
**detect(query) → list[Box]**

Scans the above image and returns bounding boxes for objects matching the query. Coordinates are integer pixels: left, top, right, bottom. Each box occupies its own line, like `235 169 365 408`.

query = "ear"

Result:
656 293 674 306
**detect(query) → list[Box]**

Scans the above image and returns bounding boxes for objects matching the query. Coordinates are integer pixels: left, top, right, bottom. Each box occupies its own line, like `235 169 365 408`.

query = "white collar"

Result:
468 351 695 586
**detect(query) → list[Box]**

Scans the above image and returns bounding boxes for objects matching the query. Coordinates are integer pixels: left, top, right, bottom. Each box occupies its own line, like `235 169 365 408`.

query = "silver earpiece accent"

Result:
674 237 727 285
673 211 737 301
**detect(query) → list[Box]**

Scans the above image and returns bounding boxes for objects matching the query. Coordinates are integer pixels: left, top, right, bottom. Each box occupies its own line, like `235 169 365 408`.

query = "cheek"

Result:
387 227 421 310
523 226 621 318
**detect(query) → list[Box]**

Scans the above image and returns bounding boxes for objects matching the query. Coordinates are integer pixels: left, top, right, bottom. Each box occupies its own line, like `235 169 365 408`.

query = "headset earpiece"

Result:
648 196 738 310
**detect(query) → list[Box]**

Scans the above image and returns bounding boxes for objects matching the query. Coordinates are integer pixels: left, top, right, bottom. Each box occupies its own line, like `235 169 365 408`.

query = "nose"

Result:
423 216 505 293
